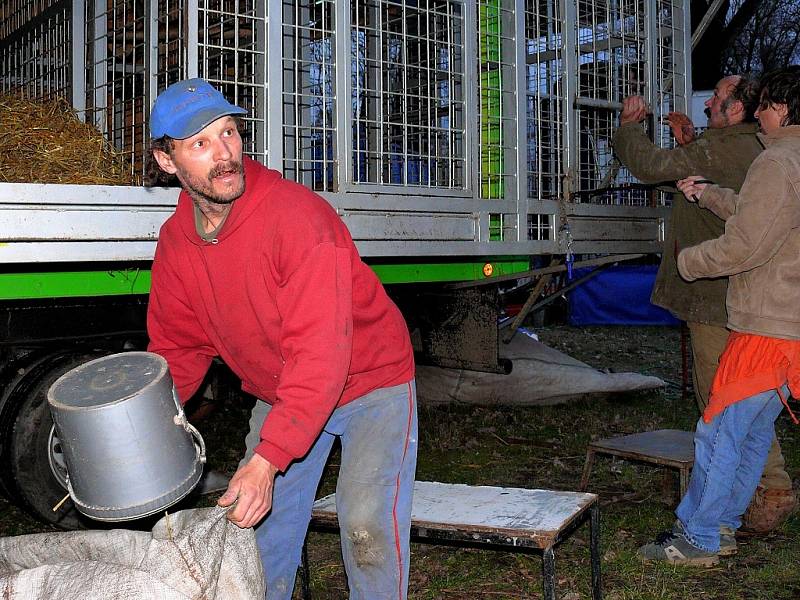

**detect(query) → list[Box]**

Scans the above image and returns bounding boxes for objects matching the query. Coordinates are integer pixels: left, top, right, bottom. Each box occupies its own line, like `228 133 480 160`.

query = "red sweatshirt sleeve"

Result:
255 241 353 470
147 243 216 404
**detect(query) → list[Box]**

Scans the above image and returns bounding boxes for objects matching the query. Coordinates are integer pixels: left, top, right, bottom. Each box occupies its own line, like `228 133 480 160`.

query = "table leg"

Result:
590 501 602 600
300 540 311 600
542 545 556 600
680 467 690 499
579 449 596 491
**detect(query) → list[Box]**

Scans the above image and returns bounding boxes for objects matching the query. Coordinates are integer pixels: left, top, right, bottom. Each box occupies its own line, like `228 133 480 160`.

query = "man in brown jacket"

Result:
613 76 796 532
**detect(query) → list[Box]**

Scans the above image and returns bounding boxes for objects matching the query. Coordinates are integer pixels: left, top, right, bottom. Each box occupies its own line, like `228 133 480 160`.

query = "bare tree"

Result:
723 0 800 74
691 0 800 89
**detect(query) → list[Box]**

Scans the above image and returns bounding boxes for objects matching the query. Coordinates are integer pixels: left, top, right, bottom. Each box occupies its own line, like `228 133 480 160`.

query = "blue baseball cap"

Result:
149 78 247 140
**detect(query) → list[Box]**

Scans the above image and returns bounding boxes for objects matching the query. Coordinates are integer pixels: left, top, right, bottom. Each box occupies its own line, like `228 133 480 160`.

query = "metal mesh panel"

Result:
350 0 466 188
84 0 148 180
0 0 71 100
198 0 268 163
157 0 187 90
281 0 336 191
653 0 686 151
524 0 565 202
574 0 649 206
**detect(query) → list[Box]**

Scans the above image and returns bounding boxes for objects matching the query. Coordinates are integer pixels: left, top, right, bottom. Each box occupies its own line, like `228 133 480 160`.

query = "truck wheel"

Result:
3 352 101 529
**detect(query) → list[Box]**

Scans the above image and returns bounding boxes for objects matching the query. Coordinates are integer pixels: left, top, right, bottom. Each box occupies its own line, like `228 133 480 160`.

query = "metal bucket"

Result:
47 352 206 522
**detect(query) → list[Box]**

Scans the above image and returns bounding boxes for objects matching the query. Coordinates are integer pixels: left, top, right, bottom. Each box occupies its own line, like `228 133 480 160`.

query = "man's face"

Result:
158 116 245 205
704 77 741 129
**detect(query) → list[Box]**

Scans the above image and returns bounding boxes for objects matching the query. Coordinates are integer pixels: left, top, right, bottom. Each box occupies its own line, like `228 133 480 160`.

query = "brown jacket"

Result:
678 126 800 340
612 122 762 326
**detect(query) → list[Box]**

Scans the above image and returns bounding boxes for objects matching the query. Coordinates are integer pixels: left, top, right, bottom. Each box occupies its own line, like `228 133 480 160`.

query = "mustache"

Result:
208 161 244 180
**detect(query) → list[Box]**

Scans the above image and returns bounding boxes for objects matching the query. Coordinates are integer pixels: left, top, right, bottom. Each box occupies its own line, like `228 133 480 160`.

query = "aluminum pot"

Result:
47 351 206 521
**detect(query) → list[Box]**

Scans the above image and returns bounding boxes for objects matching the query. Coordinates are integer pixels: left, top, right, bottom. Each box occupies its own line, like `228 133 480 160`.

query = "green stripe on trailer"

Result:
369 259 530 284
0 270 153 300
0 260 531 300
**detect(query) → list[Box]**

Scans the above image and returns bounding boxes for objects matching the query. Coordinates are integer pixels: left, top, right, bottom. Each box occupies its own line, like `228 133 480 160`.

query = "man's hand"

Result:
217 453 280 528
677 176 709 203
620 96 649 125
666 111 695 145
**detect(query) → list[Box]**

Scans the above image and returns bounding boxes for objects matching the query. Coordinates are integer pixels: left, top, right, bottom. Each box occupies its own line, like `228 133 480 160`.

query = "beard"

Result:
178 160 245 205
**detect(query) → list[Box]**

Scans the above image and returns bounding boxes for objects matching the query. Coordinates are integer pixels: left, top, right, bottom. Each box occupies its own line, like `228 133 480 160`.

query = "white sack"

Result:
0 507 264 600
417 329 665 405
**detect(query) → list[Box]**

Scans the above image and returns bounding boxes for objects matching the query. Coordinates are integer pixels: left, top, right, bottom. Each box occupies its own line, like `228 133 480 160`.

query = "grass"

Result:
1 325 798 599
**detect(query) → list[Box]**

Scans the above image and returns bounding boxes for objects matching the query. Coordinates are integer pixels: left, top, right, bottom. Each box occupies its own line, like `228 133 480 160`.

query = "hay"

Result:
0 94 135 185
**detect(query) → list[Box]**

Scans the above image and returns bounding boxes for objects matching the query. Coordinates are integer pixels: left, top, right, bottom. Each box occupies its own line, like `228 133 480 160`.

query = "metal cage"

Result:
1 0 690 261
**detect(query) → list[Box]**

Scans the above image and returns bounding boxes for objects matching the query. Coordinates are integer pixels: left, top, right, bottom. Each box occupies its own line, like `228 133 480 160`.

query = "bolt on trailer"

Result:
0 0 689 526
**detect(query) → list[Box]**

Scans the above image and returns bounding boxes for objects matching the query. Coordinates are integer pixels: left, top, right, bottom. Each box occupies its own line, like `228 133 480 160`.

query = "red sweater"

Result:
147 158 415 470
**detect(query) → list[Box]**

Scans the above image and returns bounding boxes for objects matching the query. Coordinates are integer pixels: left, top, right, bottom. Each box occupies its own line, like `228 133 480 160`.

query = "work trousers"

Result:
687 321 791 490
676 386 786 551
240 381 418 600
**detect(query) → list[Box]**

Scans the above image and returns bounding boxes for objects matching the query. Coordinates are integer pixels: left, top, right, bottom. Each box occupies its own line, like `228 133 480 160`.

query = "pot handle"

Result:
171 387 207 464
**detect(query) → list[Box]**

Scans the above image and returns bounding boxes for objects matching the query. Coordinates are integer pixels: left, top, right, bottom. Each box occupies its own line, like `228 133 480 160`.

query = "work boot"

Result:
638 529 719 567
740 486 797 534
719 525 737 557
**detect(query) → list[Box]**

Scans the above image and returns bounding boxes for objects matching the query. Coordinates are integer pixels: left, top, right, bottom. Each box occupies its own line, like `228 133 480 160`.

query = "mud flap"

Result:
410 286 511 374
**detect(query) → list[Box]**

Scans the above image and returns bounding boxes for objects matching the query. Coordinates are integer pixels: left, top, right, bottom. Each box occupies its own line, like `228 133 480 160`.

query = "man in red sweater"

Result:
145 78 417 600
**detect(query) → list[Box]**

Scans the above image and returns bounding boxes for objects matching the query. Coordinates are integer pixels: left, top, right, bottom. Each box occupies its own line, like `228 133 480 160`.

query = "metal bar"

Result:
334 0 349 188
266 0 282 170
147 0 158 129
590 501 602 600
691 0 726 49
542 545 556 600
501 257 560 344
186 0 198 78
71 0 86 114
92 0 107 133
645 0 658 111
575 97 623 111
300 539 311 600
496 263 611 328
561 0 577 185
449 252 644 289
513 0 526 240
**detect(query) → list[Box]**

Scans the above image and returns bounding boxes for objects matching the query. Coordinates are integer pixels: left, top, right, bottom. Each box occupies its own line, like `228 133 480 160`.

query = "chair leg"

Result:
579 449 596 491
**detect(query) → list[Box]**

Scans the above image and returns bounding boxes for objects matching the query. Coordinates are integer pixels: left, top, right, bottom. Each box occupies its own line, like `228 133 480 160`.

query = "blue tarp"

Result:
568 264 680 326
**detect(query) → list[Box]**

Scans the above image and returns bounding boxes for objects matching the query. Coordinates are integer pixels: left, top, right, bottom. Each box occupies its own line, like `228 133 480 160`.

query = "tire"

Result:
3 352 102 530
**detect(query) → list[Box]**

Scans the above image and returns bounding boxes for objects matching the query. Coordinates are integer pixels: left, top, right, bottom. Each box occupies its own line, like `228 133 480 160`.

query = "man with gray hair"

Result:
613 75 796 533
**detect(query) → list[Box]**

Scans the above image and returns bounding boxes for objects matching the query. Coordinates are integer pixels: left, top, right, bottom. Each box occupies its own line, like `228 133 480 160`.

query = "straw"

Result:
0 94 135 185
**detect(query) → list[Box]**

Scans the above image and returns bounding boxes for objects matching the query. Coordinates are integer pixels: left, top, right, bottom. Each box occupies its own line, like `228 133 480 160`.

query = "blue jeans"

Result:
676 385 786 552
241 381 418 600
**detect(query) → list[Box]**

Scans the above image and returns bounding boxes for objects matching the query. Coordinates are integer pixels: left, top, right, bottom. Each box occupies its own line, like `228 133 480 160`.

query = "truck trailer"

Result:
0 0 689 526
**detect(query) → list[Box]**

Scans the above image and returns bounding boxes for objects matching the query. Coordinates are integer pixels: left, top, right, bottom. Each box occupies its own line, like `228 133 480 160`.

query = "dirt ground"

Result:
1 324 798 599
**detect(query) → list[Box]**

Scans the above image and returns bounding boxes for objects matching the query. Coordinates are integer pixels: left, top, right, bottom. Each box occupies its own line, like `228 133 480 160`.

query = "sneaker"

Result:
638 530 720 567
741 486 797 534
719 525 737 557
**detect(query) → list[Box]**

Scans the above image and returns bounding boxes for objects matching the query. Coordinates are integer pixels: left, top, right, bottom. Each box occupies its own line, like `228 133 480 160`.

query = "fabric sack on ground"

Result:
417 329 665 405
0 506 264 600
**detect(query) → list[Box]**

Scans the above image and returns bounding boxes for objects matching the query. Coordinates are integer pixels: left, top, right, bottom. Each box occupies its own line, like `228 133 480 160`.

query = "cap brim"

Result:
166 105 248 140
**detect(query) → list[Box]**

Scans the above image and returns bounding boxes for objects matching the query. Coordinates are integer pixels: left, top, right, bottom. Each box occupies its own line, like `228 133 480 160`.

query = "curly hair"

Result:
758 66 800 127
723 74 761 122
144 136 178 187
